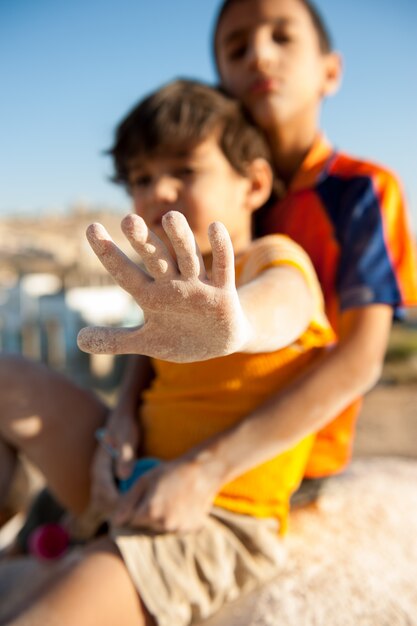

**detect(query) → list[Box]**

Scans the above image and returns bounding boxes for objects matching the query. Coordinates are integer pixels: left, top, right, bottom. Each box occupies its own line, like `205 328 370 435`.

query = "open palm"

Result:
77 211 251 362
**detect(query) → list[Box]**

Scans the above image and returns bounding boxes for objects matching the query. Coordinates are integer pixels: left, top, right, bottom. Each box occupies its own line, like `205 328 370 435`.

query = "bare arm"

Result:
77 211 314 361
188 304 392 484
238 264 313 352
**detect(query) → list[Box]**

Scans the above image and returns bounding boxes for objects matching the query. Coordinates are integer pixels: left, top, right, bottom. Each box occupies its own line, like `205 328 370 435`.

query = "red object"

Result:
28 523 70 560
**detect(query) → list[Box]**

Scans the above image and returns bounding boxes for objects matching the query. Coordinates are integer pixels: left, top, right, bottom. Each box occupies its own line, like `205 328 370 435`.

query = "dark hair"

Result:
110 78 271 186
212 0 333 71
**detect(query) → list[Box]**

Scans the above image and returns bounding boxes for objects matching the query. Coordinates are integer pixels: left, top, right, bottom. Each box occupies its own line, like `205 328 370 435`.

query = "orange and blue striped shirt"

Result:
255 135 417 477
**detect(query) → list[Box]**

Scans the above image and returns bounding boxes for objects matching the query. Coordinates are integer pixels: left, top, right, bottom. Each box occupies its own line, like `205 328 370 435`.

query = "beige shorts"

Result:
111 507 285 626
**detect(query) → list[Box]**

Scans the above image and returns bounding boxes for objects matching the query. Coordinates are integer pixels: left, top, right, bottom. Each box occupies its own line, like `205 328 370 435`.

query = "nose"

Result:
152 176 179 204
247 31 275 71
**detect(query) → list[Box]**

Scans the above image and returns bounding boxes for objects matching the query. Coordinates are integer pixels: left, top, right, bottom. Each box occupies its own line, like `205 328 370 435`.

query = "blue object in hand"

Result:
119 457 160 493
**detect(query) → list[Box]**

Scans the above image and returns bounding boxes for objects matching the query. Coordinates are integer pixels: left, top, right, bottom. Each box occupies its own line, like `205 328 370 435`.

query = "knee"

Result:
56 538 127 586
0 356 48 438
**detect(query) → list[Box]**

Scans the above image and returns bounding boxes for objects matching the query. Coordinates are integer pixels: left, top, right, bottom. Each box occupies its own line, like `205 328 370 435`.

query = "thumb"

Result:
112 477 148 527
77 326 145 355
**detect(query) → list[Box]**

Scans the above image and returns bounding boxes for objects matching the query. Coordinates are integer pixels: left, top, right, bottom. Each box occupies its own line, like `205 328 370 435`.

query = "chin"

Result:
248 99 283 131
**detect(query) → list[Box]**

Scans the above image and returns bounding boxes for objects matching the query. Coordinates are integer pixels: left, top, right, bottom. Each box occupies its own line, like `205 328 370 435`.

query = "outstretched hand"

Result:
77 211 251 362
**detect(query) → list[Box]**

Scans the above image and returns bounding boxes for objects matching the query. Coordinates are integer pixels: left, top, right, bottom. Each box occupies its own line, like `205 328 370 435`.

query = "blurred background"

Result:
0 0 416 390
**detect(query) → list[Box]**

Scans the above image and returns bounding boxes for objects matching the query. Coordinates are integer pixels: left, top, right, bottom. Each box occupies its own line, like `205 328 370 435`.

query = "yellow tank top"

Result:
141 235 335 531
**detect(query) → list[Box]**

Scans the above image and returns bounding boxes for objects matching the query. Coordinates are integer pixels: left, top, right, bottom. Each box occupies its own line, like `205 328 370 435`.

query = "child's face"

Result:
216 0 338 131
127 135 260 256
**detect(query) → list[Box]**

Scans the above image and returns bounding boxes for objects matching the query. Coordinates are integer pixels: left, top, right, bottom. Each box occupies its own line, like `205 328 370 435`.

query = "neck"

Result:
265 112 320 189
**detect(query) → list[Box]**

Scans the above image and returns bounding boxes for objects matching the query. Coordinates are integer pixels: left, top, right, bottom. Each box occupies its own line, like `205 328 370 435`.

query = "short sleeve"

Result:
334 170 417 312
237 235 333 337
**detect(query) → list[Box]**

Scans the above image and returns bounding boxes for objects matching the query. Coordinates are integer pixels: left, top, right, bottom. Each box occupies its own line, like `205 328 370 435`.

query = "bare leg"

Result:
0 538 152 626
0 355 108 514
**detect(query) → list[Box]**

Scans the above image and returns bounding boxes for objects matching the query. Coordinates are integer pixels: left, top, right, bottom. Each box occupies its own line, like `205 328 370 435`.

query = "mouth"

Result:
149 212 168 231
152 216 164 228
248 76 281 96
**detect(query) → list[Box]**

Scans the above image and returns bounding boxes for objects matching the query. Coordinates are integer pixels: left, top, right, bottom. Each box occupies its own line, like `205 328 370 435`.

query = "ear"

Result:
244 158 274 213
322 51 343 98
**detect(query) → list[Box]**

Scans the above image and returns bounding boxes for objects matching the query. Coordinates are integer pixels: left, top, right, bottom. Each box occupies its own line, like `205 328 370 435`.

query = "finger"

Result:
95 428 119 459
128 504 160 531
92 459 119 510
162 211 206 279
95 479 119 510
121 214 178 280
96 468 119 502
111 477 148 526
77 325 147 355
115 441 136 480
86 222 151 298
208 221 236 288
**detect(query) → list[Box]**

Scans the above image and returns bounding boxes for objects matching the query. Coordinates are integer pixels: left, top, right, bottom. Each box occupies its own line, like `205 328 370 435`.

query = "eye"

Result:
226 42 248 61
131 174 152 188
173 166 195 179
272 28 292 45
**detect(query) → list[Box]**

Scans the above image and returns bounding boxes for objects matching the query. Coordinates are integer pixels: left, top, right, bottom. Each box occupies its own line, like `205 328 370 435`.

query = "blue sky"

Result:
1 0 416 229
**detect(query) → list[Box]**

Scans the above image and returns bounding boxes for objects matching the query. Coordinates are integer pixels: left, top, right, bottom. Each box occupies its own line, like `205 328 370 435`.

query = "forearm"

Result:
188 304 392 486
191 347 375 485
238 266 314 353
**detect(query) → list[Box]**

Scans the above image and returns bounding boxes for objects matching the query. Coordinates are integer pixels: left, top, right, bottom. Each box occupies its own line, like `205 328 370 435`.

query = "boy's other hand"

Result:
77 211 252 362
90 407 140 518
110 458 218 533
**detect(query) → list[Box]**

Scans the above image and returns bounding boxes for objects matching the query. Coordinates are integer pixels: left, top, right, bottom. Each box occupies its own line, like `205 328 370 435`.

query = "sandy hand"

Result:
111 458 218 533
77 211 251 362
